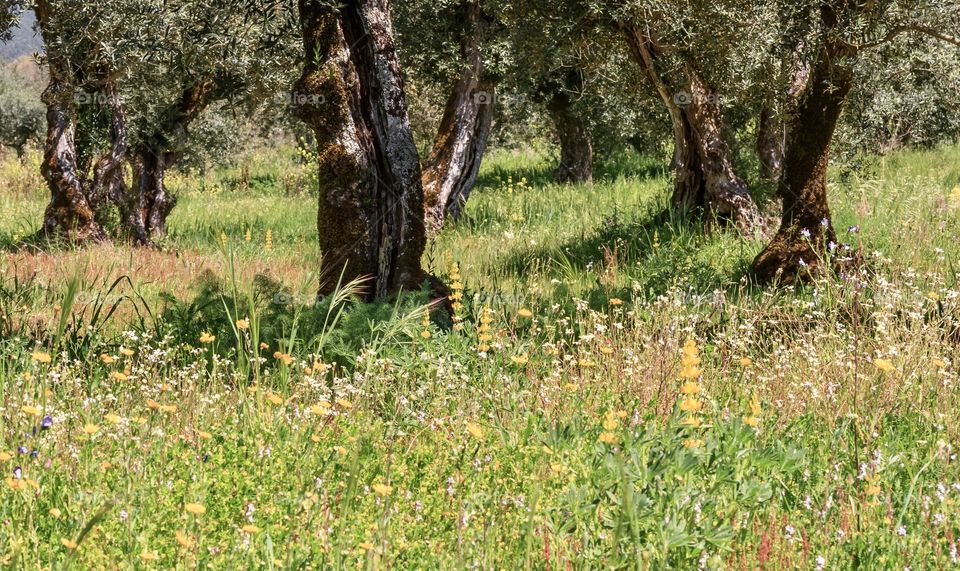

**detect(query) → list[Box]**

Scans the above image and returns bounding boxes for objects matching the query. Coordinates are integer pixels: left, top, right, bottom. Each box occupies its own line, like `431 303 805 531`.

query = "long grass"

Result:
1 143 960 568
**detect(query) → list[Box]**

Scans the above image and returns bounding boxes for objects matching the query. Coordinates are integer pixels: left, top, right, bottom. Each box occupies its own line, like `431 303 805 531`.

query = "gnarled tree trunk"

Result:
752 39 853 284
295 0 428 299
547 89 593 185
117 83 212 245
422 1 496 231
620 23 759 233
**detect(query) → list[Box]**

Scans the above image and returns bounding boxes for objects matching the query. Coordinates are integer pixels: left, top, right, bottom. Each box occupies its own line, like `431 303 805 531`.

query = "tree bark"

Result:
422 2 496 232
620 23 759 233
295 0 428 299
116 83 212 245
752 37 854 284
756 106 784 182
547 89 593 185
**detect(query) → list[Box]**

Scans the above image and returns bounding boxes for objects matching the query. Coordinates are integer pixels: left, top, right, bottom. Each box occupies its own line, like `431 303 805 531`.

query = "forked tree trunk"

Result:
547 90 593 184
295 0 428 299
117 84 211 245
621 24 759 233
752 40 854 284
756 107 784 182
422 2 496 232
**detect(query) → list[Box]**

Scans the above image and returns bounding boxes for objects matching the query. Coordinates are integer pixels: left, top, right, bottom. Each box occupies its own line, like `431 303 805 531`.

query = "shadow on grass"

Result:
494 205 760 311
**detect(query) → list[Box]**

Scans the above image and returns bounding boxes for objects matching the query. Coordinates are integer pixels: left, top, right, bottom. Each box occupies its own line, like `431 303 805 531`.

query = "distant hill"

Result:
0 10 43 61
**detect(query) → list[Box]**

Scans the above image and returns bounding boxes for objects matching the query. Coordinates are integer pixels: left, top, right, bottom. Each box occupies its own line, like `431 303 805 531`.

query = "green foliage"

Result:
0 64 42 156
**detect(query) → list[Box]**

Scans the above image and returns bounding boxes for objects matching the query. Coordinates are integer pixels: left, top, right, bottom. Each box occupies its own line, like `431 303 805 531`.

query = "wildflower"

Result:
105 414 123 424
681 416 702 428
199 332 216 344
563 383 579 392
100 354 115 364
140 551 158 561
198 431 212 440
31 351 52 364
800 228 811 238
680 381 701 395
743 416 760 427
511 353 529 365
21 405 41 417
466 422 485 441
336 399 353 409
372 483 393 497
266 393 283 406
265 229 273 251
598 432 618 444
241 524 260 534
175 530 194 548
61 539 78 549
49 508 62 518
518 308 533 318
602 411 618 431
0 453 10 462
184 503 206 515
236 318 250 330
679 398 703 413
273 352 293 366
420 311 431 339
245 228 252 242
609 298 623 306
683 438 703 449
874 359 895 372
120 347 134 357
359 541 374 551
259 342 269 350
600 346 614 355
82 423 100 435
739 357 752 367
110 371 128 382
41 416 53 430
865 484 881 496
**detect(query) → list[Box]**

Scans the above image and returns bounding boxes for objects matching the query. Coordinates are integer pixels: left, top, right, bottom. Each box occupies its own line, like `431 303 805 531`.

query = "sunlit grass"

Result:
1 144 960 567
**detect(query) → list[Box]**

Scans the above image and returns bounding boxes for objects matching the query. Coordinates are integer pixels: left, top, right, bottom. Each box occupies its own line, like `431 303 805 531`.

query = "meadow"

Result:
2 143 960 568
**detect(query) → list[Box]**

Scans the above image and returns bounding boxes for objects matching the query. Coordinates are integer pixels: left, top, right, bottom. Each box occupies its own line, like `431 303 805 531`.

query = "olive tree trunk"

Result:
621 23 760 233
547 90 593 185
752 41 853 283
422 2 496 231
116 84 212 245
295 0 428 299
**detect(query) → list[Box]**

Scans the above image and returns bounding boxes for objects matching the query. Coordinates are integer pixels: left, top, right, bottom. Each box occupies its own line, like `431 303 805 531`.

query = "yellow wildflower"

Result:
110 371 128 382
680 381 701 395
874 359 895 372
679 398 703 413
241 524 260 534
120 348 135 357
199 332 215 344
140 551 158 561
336 399 353 409
49 508 62 518
0 452 11 461
105 413 123 424
61 539 78 550
511 353 529 365
466 422 485 441
175 530 194 548
518 308 533 318
21 405 41 417
683 438 704 449
198 431 212 440
31 351 52 364
372 483 393 497
184 503 206 515
598 432 618 444
100 354 115 364
266 393 283 406
236 318 250 330
82 423 100 435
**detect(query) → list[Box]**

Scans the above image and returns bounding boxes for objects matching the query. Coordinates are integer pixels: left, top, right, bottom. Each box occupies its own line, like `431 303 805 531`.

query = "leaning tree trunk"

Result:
752 41 854 284
620 23 759 233
547 90 593 185
295 0 428 299
756 107 784 182
422 2 496 232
